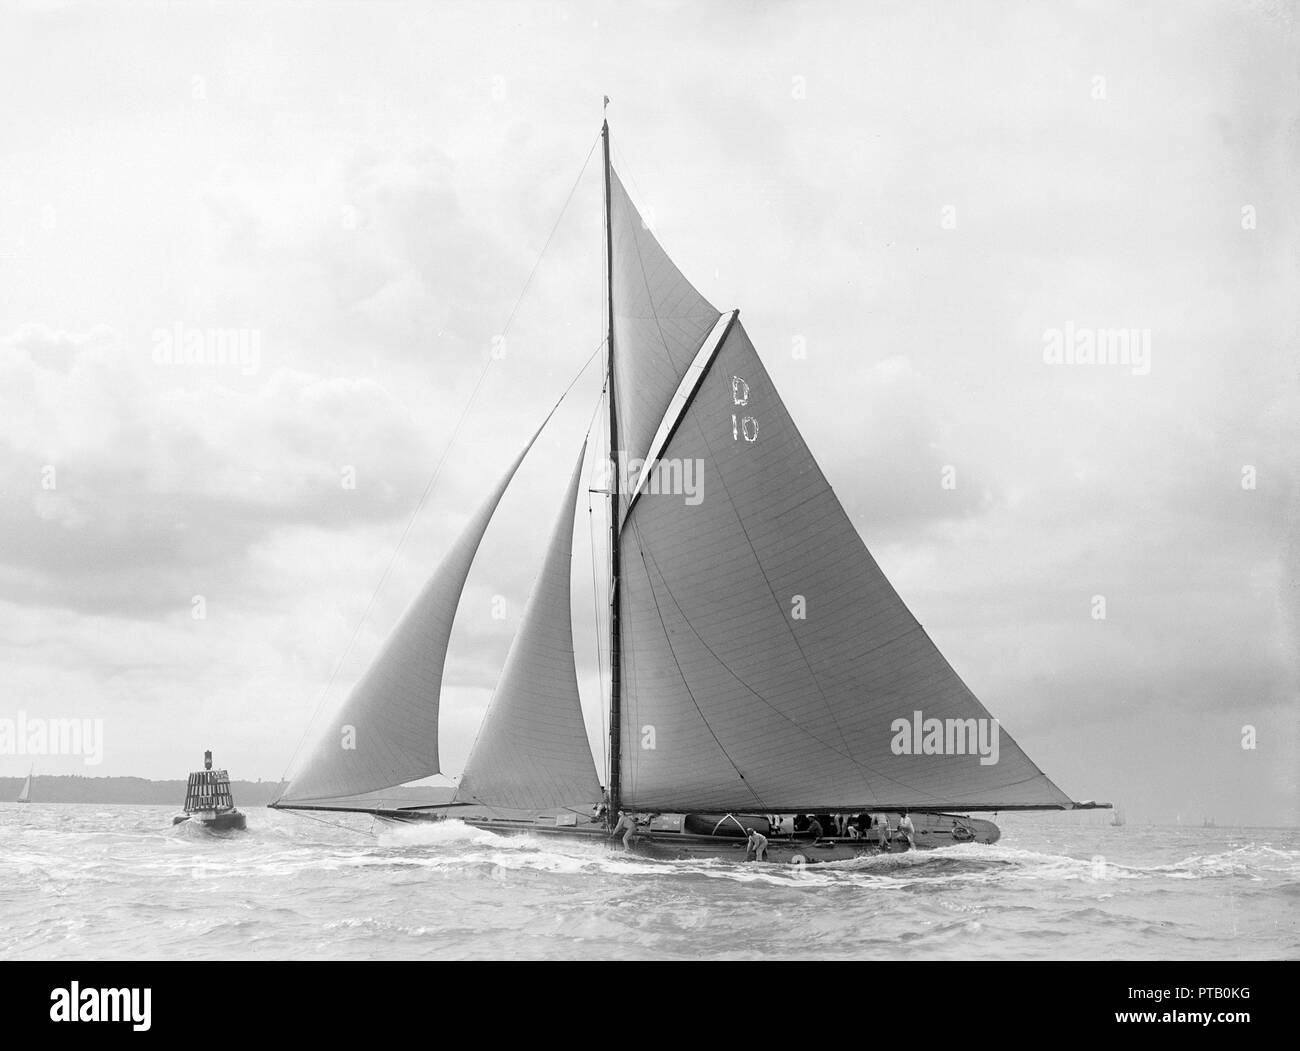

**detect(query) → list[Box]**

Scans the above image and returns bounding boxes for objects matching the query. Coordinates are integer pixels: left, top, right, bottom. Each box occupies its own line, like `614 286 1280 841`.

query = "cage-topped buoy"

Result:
172 751 247 831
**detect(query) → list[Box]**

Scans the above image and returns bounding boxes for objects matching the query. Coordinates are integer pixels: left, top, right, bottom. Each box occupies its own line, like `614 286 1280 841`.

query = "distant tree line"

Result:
0 775 284 806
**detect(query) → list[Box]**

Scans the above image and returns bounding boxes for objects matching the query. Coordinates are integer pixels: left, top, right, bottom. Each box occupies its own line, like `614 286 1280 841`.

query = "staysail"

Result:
609 170 721 497
277 434 542 805
455 444 601 810
617 319 1074 812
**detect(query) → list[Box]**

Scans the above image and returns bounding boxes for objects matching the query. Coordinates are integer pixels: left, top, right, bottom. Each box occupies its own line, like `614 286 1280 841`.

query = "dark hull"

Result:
382 809 999 864
173 809 247 831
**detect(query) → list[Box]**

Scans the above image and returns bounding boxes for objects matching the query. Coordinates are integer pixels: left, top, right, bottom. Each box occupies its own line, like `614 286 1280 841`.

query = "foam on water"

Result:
2 804 1296 959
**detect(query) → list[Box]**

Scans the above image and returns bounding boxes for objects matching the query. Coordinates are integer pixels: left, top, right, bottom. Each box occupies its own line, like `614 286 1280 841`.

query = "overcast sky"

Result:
1 0 1295 826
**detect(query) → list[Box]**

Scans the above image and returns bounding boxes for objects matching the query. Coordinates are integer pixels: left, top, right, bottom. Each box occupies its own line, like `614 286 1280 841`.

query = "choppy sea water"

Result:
1 804 1295 960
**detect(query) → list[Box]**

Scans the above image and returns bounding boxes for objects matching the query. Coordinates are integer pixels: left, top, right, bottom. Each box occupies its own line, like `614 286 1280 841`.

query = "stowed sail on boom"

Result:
455 444 601 810
277 433 543 805
616 317 1074 813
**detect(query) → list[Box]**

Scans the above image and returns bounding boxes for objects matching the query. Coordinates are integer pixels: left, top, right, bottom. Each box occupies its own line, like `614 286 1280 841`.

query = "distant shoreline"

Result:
0 775 283 807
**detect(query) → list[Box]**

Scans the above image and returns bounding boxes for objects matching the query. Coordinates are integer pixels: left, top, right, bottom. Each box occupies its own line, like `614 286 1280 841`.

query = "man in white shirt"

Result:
610 810 637 850
898 810 917 850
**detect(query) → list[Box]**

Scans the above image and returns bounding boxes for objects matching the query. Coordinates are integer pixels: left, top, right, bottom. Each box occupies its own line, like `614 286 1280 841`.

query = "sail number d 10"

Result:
731 375 758 443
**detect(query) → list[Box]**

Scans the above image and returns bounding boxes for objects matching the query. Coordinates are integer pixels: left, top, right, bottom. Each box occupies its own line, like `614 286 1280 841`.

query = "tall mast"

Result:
602 113 623 819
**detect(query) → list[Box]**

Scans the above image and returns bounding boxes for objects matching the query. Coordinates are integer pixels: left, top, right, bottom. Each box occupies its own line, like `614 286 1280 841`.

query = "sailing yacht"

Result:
16 766 32 804
271 116 1106 862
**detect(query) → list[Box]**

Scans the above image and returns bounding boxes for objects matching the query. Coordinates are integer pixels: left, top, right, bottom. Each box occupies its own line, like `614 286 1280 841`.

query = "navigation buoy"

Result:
172 751 247 831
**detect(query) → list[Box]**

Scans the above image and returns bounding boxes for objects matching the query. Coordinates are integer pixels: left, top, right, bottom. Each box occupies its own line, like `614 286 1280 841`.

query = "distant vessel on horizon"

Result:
1111 807 1126 827
16 766 32 804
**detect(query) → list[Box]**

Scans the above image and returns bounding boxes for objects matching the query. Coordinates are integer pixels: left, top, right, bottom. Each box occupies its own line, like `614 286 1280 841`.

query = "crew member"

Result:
744 826 769 862
610 809 637 850
806 814 823 845
898 810 916 850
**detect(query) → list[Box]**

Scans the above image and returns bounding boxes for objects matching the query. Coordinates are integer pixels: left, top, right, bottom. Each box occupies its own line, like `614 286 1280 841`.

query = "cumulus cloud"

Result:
0 1 1294 825
0 323 438 614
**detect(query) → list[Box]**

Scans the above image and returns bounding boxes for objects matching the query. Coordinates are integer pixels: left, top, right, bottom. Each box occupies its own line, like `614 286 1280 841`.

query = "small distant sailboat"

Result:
173 751 246 831
16 766 32 804
1111 807 1126 827
271 112 1109 862
1202 816 1216 829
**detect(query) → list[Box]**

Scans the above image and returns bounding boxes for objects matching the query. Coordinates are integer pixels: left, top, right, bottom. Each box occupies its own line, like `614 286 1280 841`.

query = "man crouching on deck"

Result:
744 826 769 862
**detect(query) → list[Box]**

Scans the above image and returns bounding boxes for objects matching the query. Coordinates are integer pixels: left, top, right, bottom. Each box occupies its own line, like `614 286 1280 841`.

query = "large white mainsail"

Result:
609 170 721 500
454 444 601 810
617 317 1074 813
277 433 543 805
